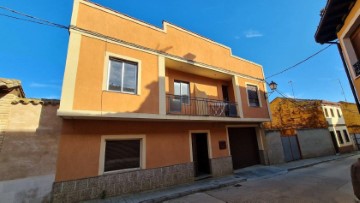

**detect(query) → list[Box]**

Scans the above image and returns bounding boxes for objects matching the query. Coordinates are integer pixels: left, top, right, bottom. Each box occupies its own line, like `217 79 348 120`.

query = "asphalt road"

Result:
165 155 360 203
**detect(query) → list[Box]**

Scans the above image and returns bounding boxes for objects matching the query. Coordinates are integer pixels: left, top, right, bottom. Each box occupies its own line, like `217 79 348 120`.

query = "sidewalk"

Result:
87 151 360 203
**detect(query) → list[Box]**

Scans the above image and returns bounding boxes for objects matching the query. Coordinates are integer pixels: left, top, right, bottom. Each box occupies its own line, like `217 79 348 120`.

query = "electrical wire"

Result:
0 12 67 29
266 44 334 79
0 6 68 29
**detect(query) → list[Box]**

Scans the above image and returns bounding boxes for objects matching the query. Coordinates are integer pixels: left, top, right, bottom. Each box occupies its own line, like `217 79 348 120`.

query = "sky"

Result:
0 0 355 103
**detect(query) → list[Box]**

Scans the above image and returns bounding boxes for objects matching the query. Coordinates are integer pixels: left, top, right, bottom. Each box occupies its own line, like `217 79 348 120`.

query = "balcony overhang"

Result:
57 109 270 123
165 58 233 81
315 0 356 44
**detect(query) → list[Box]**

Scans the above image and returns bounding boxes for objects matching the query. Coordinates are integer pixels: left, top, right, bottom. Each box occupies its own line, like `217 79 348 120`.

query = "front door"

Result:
191 133 211 177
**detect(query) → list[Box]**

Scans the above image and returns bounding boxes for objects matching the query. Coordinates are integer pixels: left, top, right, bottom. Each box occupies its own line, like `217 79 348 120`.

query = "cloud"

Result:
244 29 264 38
30 82 60 88
234 35 241 40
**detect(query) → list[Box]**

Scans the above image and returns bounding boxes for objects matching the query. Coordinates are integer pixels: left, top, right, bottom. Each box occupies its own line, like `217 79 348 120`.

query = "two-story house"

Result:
322 102 353 153
52 0 271 201
315 0 360 111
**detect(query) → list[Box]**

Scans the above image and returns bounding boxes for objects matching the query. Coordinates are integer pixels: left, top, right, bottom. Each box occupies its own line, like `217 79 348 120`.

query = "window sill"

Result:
103 90 140 96
102 167 141 175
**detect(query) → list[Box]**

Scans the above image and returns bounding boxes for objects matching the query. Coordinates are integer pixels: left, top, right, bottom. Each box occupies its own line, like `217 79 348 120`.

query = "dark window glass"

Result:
343 130 350 142
336 130 344 144
324 108 329 117
108 58 138 94
247 85 260 107
330 109 334 117
104 140 140 172
337 109 341 117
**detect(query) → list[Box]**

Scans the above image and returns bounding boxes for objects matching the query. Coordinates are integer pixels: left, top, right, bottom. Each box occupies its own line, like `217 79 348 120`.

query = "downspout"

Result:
326 41 360 113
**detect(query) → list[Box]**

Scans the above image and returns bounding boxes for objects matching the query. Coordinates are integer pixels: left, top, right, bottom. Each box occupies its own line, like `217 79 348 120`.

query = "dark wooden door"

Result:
192 133 210 177
228 127 260 169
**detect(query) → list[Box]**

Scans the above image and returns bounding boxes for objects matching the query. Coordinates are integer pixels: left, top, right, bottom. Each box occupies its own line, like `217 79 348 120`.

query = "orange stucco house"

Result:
53 0 271 201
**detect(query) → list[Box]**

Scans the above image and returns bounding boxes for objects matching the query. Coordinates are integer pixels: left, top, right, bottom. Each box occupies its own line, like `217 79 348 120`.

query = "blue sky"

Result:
0 0 354 103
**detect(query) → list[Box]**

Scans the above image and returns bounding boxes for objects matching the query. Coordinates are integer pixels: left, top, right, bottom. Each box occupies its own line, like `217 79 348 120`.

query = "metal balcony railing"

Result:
166 94 238 117
354 61 360 77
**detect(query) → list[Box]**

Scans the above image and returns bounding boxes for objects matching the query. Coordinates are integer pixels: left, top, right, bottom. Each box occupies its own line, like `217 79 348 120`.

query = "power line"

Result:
0 6 68 29
266 44 334 79
0 12 67 29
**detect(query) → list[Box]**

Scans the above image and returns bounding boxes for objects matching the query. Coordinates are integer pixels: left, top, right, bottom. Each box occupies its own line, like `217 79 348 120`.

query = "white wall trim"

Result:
57 109 271 122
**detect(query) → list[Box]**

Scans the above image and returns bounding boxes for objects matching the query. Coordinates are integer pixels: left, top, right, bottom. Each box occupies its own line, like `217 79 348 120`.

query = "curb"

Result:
140 177 246 203
287 152 360 171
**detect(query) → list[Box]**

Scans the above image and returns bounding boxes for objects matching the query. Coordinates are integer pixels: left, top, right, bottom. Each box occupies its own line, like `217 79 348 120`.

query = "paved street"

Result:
165 155 360 203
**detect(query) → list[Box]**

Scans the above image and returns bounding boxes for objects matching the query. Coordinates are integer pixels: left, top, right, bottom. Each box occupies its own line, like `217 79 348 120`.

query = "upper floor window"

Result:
174 80 190 104
324 108 329 117
330 108 334 117
247 84 260 107
337 109 341 117
108 57 138 94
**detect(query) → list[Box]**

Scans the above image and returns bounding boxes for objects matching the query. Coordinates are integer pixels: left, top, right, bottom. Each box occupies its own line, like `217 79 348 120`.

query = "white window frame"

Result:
98 135 146 175
103 52 142 95
245 83 262 107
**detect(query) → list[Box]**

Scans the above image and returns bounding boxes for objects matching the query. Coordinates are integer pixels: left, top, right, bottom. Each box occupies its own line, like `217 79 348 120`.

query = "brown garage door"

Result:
228 127 260 169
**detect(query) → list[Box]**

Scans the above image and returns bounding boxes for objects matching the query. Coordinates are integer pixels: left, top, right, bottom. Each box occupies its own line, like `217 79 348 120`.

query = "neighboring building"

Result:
315 0 360 111
322 102 353 153
0 78 62 202
339 101 360 149
53 0 271 201
264 97 352 164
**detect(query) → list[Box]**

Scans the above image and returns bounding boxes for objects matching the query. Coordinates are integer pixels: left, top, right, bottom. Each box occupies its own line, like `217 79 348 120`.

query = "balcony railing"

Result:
166 94 238 117
354 61 360 77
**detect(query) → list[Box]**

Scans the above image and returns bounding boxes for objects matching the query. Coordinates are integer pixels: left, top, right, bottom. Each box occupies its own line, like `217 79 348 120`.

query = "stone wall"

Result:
0 99 61 202
265 130 285 164
297 128 335 158
210 156 233 177
52 162 194 202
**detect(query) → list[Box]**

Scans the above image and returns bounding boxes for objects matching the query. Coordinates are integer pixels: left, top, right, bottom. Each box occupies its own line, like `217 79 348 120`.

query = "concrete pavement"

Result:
88 151 360 203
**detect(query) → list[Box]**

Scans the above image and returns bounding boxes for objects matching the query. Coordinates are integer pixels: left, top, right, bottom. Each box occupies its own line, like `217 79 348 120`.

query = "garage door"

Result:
228 127 260 169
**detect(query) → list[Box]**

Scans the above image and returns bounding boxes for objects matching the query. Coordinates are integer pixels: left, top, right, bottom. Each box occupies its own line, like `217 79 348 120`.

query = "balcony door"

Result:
170 80 190 113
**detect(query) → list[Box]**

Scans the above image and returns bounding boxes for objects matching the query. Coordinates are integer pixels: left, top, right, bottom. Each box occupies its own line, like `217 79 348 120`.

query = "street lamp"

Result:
269 81 277 91
265 81 277 99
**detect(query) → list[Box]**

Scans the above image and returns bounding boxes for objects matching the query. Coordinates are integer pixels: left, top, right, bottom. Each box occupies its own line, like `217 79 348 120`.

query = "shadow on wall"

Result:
0 102 62 181
0 100 62 202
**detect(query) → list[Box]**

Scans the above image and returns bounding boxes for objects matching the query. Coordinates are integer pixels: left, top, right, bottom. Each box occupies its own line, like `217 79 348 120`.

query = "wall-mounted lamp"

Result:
265 81 278 99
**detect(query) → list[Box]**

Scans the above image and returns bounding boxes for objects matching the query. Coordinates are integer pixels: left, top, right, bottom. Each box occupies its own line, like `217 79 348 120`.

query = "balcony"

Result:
166 94 238 117
354 61 360 77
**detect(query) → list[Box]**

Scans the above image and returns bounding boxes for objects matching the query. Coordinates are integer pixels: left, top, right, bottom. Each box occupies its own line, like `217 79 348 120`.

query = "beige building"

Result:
0 78 62 202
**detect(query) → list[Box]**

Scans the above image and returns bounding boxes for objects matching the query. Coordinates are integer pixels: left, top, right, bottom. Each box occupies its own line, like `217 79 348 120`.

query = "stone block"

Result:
75 179 88 190
52 182 62 194
79 189 92 200
88 177 98 188
62 181 76 193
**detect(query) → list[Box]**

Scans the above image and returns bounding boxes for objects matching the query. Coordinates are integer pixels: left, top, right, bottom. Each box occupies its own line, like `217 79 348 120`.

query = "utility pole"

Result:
289 80 295 99
338 79 347 102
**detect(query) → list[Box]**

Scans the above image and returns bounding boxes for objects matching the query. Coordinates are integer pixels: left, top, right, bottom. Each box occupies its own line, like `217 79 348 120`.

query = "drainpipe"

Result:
326 42 360 113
